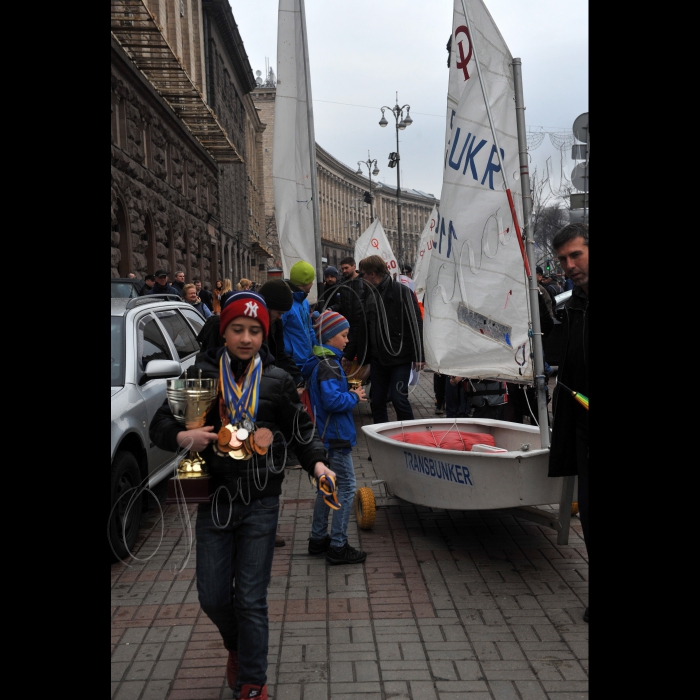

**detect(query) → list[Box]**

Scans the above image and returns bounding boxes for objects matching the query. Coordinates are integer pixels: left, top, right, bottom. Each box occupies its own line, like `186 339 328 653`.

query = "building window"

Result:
142 122 152 169
116 198 131 277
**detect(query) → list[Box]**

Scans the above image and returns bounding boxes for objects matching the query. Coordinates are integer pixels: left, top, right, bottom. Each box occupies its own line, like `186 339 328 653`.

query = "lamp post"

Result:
379 95 412 269
356 152 379 222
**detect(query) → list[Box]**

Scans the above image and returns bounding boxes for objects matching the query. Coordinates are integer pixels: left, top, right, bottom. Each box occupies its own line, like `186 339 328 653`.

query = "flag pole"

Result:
458 0 529 278
512 57 550 448
298 0 323 301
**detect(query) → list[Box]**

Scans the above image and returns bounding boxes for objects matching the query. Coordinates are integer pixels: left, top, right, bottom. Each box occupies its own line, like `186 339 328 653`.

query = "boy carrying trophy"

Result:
150 291 334 700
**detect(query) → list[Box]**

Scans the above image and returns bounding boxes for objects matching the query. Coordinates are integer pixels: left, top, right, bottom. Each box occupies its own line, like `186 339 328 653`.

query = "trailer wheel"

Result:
355 487 376 530
571 502 579 516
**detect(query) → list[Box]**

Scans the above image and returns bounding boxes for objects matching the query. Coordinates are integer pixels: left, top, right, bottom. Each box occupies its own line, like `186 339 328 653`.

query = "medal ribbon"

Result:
219 352 262 424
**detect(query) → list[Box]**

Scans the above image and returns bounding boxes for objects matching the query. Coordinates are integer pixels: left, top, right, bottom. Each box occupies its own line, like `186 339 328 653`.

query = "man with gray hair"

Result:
172 270 186 297
547 222 589 623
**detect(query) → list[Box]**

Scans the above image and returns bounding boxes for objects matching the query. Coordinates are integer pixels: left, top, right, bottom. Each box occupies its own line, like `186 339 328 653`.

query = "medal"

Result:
251 427 273 455
236 427 249 442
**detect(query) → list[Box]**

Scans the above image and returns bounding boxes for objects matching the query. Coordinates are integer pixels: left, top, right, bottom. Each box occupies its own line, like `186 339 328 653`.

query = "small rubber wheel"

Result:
355 487 376 530
571 502 579 516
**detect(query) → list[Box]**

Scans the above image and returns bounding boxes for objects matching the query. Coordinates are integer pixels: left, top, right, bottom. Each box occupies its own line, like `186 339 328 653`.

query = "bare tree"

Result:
529 164 569 270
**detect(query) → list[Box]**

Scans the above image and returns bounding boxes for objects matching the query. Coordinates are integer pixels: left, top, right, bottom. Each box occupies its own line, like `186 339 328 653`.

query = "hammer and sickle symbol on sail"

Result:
454 25 473 82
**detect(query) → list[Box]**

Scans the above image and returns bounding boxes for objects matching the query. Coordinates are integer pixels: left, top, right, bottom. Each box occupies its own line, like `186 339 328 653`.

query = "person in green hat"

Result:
281 261 317 369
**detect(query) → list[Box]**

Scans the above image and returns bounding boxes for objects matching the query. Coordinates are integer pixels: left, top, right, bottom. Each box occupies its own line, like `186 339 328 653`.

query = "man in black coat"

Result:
145 269 180 297
358 254 424 424
194 278 214 312
172 270 186 296
335 256 368 365
547 223 589 622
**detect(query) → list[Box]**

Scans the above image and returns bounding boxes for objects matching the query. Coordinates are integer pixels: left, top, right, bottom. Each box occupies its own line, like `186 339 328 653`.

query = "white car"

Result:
110 294 207 559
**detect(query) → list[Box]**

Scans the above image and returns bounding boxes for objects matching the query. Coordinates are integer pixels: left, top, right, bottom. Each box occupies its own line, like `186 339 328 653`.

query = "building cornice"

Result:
203 0 257 95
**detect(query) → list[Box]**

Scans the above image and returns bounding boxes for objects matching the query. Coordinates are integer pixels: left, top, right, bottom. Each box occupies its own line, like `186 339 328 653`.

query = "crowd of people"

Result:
140 222 589 698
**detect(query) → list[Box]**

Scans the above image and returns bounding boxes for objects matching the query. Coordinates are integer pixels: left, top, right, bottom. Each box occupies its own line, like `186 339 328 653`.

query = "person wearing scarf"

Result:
150 291 334 700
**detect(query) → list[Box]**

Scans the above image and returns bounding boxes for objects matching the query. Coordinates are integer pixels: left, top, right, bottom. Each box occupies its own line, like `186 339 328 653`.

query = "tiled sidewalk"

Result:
111 373 588 700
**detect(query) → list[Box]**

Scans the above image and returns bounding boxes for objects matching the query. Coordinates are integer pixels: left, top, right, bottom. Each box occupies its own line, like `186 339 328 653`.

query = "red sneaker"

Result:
226 650 239 690
238 683 268 699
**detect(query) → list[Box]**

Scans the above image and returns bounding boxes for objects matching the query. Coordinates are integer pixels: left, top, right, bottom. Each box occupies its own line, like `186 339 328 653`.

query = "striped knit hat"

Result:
313 310 350 345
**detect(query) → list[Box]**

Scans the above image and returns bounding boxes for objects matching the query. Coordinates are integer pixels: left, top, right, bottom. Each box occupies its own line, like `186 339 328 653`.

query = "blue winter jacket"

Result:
301 345 359 452
281 287 316 369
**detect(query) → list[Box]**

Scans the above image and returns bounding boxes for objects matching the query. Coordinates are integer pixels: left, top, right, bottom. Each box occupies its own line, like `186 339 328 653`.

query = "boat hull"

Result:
361 418 563 510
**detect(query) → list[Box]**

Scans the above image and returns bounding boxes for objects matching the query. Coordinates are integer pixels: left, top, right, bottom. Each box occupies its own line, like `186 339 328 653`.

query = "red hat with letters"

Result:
219 291 270 338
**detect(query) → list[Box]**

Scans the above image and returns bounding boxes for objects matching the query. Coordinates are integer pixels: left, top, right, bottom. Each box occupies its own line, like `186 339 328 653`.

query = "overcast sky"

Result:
230 0 587 203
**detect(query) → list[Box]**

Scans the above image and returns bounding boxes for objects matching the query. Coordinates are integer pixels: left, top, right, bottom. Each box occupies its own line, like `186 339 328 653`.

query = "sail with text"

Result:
354 219 398 278
273 0 320 303
423 0 531 382
412 205 438 303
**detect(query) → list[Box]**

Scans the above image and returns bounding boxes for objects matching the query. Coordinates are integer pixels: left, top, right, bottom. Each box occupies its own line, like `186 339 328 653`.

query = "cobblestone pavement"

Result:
111 372 588 700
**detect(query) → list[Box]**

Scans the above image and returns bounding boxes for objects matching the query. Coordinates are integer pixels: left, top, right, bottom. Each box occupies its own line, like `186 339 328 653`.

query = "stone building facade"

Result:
110 0 270 287
252 79 438 273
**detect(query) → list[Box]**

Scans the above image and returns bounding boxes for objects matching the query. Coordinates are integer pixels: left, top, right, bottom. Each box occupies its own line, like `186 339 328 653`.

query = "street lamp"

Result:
356 152 379 221
379 95 413 269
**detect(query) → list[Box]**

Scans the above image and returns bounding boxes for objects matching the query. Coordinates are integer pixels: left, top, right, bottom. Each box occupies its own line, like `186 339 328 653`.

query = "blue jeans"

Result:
369 362 414 423
195 495 279 693
311 449 356 548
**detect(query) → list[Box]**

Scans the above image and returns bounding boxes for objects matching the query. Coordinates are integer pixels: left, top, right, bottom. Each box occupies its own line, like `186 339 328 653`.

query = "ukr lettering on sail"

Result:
445 124 505 192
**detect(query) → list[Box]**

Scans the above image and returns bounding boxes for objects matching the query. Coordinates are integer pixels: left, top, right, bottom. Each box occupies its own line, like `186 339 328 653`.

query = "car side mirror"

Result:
142 359 182 380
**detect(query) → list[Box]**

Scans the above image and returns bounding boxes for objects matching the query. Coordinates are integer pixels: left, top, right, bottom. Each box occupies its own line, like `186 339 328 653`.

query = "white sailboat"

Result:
354 218 398 277
361 0 575 543
273 0 323 304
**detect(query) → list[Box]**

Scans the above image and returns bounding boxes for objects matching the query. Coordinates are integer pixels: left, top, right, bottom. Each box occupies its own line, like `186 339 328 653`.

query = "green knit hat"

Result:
289 260 316 286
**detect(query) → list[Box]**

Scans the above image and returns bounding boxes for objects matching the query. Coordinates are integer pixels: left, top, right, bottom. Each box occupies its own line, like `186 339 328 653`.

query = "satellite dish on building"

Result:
572 112 589 143
255 70 263 86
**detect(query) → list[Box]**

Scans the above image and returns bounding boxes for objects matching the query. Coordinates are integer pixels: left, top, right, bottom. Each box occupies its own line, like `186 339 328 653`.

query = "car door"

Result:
154 308 201 373
135 312 180 474
178 306 206 338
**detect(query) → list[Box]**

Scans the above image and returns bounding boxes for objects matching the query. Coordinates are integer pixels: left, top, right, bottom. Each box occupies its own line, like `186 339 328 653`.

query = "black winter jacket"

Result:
362 274 424 366
548 285 588 477
149 345 328 501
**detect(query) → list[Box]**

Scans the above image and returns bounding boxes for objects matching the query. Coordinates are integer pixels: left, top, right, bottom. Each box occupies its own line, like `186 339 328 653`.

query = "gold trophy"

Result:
165 369 219 503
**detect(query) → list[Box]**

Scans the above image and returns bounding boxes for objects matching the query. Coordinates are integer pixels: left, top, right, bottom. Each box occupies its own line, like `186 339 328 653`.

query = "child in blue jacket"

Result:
302 310 368 565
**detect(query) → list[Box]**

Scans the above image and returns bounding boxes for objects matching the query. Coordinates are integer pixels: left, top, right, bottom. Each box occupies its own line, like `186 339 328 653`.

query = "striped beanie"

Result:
313 310 350 345
219 291 270 338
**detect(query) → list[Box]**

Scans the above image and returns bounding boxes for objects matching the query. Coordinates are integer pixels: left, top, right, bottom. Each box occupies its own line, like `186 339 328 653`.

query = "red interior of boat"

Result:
390 430 496 452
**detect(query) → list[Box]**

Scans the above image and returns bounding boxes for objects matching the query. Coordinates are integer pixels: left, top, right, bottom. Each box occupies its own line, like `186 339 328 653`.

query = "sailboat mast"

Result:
298 0 323 293
512 57 550 449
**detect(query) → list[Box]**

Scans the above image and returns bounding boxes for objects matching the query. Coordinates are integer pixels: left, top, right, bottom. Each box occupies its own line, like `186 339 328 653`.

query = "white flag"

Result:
423 0 530 382
412 204 438 303
273 0 319 303
354 219 399 277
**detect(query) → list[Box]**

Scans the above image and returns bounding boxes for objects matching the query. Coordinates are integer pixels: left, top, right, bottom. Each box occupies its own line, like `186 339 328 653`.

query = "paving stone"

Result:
111 373 587 700
113 681 146 700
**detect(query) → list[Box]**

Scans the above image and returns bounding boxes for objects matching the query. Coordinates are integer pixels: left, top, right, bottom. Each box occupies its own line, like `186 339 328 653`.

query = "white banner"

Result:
423 0 531 382
273 0 319 303
354 219 399 277
412 204 438 302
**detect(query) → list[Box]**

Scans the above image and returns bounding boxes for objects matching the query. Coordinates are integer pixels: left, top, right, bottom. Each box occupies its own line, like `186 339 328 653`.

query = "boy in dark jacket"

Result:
302 310 368 565
149 291 335 700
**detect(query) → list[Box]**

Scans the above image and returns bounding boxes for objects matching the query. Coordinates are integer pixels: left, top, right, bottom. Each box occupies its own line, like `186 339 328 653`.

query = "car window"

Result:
138 315 173 371
112 281 138 298
178 307 206 336
111 316 125 386
156 309 200 360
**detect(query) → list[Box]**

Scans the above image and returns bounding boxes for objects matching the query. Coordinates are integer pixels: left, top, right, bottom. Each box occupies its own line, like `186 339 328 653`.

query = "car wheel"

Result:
109 451 143 561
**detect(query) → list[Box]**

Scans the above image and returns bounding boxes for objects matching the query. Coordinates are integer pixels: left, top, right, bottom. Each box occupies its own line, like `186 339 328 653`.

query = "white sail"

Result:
412 204 438 303
273 0 319 303
354 218 398 277
423 0 530 382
